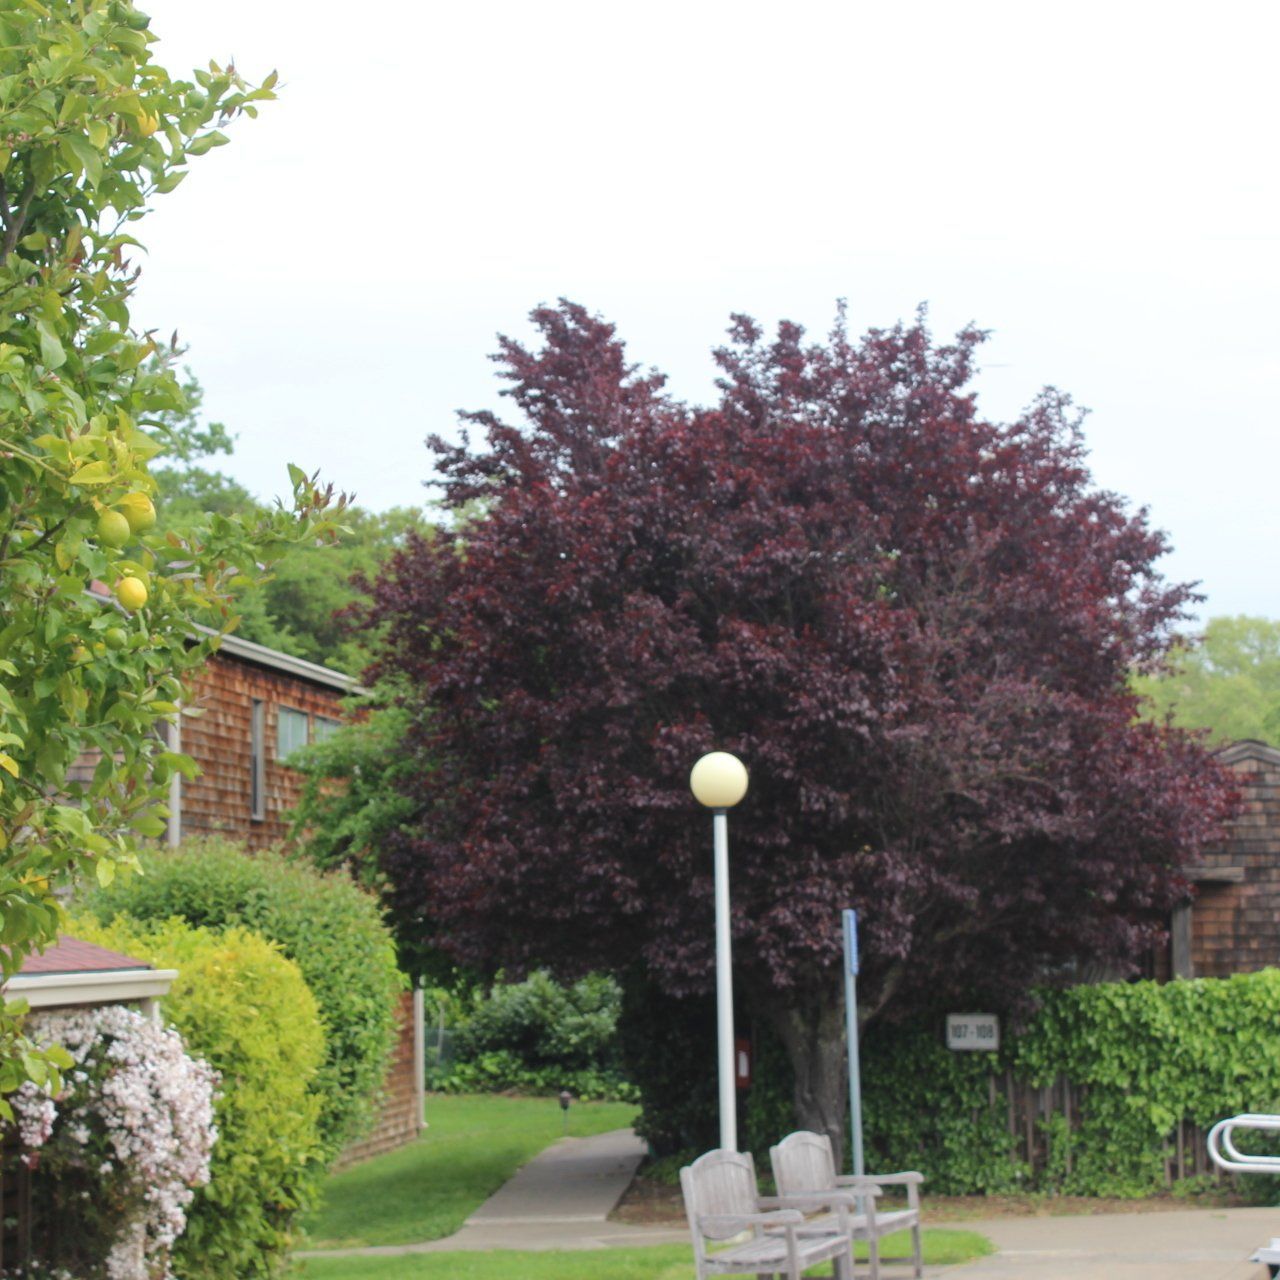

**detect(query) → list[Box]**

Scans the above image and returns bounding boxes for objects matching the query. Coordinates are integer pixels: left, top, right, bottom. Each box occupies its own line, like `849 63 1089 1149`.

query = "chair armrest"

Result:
824 1177 885 1198
761 1188 882 1209
700 1208 804 1234
837 1171 924 1187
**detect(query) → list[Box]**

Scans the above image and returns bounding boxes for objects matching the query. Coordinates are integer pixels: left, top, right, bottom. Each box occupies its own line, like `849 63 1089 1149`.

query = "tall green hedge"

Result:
865 974 1280 1196
87 838 404 1156
71 914 325 1278
624 970 1280 1198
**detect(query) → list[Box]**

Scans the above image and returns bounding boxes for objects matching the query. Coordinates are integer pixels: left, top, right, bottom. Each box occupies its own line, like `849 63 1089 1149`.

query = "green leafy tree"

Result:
0 0 347 1105
288 697 417 888
1135 616 1280 744
246 506 428 673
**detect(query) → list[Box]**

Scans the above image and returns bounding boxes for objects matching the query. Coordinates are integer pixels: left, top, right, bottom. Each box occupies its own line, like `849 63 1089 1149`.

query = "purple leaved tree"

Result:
365 301 1236 1155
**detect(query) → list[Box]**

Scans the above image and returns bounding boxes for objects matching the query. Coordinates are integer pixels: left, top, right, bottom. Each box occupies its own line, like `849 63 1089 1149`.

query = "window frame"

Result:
276 705 311 763
313 714 342 744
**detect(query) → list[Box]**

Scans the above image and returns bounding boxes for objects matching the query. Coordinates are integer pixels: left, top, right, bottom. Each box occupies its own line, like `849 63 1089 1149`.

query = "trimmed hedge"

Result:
71 914 325 1278
623 970 1280 1199
86 838 404 1156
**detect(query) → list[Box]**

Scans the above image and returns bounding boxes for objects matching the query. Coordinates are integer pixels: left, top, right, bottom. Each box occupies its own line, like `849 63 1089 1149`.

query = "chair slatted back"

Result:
771 1129 838 1196
681 1148 761 1240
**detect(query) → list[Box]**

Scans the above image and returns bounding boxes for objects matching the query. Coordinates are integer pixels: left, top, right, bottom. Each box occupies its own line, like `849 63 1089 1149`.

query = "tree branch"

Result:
0 171 36 266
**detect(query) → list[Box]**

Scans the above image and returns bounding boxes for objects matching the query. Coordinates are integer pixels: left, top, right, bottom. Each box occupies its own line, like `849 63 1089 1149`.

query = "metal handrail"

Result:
1208 1113 1280 1175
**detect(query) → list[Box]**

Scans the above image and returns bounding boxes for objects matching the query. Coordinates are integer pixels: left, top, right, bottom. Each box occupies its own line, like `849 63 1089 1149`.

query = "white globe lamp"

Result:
690 751 749 810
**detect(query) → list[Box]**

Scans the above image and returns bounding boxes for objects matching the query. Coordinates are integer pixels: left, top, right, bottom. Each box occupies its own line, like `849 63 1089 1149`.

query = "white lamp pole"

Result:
690 750 749 1152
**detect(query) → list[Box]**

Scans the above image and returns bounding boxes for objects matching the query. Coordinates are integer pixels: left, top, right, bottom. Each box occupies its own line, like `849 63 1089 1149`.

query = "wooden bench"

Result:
680 1148 854 1280
769 1130 924 1280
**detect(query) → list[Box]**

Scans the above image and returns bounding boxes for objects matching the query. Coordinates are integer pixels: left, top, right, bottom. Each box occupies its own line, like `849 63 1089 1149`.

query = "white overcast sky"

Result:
134 0 1279 622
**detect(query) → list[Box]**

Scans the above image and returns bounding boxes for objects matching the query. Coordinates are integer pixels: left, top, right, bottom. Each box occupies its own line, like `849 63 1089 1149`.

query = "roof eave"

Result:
5 968 179 1010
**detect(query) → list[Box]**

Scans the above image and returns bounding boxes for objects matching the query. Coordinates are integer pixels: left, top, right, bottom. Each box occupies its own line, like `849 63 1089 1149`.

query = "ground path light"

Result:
689 751 749 1152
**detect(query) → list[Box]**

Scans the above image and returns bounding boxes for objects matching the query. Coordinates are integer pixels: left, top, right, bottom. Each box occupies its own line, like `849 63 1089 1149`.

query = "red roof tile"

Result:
20 936 151 976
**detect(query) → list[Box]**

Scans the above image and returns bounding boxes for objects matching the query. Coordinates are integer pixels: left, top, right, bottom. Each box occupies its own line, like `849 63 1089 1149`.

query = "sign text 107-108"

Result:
946 1013 999 1051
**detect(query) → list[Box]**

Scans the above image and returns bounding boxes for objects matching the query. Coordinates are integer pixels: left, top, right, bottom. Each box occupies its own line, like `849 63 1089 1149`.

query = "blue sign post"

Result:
842 908 865 1178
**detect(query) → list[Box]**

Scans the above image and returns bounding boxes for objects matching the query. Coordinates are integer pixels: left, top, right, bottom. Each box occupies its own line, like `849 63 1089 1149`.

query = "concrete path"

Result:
300 1127 1280 1277
300 1127 688 1258
946 1207 1280 1280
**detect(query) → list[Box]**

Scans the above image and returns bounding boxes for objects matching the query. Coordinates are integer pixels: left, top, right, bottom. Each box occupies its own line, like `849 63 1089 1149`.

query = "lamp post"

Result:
689 750 749 1152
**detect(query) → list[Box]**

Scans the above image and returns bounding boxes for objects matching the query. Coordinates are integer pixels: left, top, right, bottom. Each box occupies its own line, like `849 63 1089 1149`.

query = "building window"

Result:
277 707 310 761
250 699 265 821
314 715 341 744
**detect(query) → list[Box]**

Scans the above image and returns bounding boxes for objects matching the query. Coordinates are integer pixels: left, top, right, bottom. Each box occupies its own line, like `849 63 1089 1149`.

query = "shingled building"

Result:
161 631 354 849
1157 739 1280 980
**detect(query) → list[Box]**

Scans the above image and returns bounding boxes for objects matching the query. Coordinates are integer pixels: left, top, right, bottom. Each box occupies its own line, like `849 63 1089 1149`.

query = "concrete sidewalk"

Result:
948 1207 1280 1280
299 1127 688 1258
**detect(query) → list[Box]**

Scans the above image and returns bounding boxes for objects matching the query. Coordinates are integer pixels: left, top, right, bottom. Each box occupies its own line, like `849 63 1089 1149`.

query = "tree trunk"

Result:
761 991 849 1171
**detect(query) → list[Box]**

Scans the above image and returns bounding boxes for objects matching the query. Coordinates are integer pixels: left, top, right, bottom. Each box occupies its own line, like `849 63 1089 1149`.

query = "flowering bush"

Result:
68 916 326 1279
8 1004 217 1280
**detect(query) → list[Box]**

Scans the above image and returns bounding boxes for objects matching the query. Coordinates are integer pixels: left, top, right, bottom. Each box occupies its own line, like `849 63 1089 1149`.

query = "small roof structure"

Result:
7 935 177 1011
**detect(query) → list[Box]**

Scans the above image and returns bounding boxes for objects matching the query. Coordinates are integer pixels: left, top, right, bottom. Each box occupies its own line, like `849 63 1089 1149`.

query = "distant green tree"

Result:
147 363 429 672
1135 615 1280 744
251 506 428 673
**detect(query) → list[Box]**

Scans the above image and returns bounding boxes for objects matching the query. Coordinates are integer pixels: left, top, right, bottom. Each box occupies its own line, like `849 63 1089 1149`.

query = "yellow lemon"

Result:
116 576 148 611
119 492 156 533
96 508 131 548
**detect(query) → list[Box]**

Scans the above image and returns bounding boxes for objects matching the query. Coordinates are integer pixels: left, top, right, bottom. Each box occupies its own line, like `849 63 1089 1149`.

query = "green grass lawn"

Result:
301 1094 640 1249
292 1231 993 1280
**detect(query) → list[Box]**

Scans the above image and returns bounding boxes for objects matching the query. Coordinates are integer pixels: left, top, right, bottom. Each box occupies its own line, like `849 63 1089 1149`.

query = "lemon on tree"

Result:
116 576 148 612
96 509 131 549
119 492 156 534
104 627 129 651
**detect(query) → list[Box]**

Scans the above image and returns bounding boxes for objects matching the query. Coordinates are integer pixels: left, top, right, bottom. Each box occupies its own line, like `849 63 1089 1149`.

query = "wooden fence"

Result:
997 1071 1225 1184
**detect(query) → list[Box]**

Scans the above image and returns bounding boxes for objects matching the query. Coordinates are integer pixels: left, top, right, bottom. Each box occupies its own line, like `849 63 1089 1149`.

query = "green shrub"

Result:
1009 972 1280 1197
86 837 404 1155
70 914 325 1278
431 970 635 1101
455 971 621 1069
432 1050 638 1102
860 1019 1028 1194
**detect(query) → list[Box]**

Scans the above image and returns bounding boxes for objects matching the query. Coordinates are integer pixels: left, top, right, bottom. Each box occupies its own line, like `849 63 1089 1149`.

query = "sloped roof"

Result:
202 628 357 693
20 935 150 977
1214 739 1280 768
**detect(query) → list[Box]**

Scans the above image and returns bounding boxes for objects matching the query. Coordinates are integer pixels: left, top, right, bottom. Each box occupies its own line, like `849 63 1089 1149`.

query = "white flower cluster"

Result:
11 1005 219 1280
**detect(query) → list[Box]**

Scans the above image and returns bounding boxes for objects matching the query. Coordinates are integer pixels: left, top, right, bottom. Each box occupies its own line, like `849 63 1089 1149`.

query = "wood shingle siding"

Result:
334 990 425 1169
1152 740 1280 981
179 650 351 848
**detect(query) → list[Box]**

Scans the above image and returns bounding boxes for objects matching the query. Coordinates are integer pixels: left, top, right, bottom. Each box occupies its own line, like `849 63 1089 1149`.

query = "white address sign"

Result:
946 1013 1000 1051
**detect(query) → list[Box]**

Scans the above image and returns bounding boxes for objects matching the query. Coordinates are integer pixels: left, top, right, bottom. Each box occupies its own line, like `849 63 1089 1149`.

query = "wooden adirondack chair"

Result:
768 1131 924 1280
680 1148 854 1280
